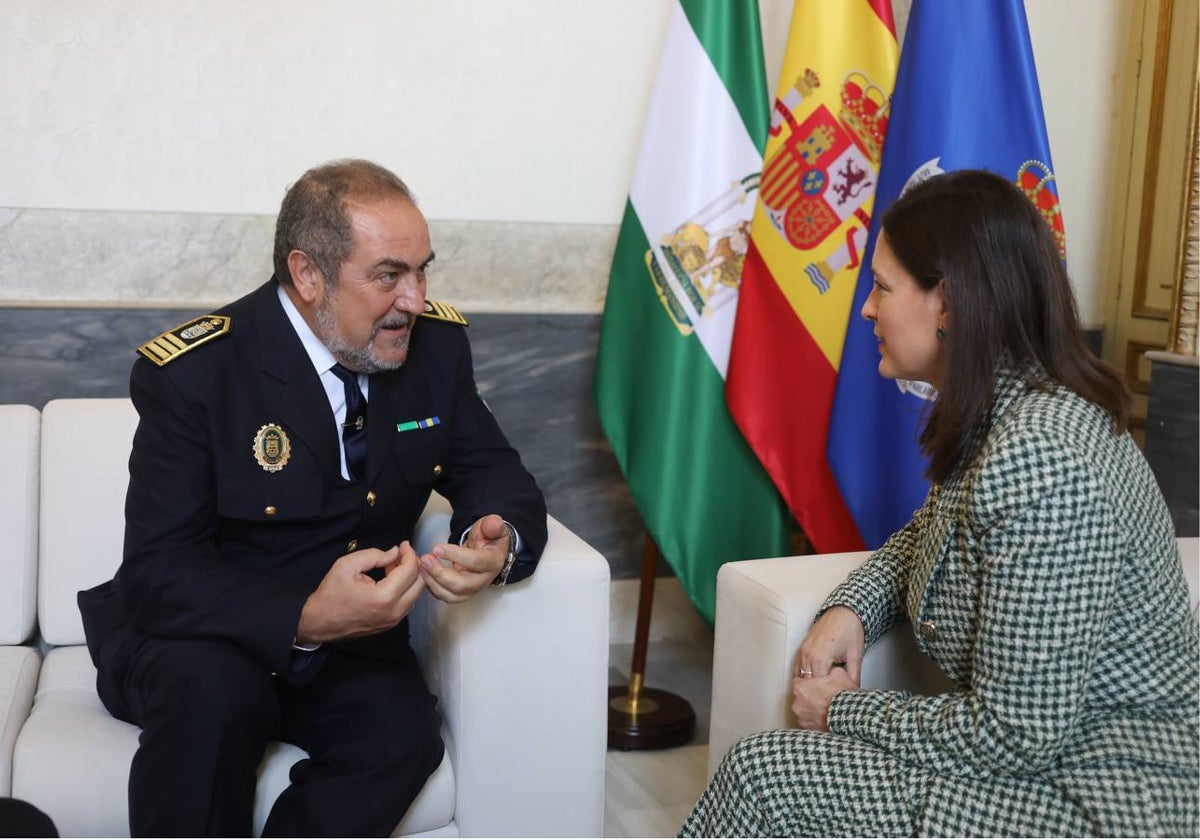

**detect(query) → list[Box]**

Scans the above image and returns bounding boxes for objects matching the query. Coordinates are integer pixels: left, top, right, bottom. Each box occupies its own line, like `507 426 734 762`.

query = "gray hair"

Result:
273 159 415 286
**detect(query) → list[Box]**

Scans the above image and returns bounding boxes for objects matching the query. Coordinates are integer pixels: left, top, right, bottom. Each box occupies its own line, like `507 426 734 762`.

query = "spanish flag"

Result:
725 0 898 552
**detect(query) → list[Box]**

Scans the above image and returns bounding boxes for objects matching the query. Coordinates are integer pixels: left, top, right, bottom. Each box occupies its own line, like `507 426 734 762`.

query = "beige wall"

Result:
0 0 1131 322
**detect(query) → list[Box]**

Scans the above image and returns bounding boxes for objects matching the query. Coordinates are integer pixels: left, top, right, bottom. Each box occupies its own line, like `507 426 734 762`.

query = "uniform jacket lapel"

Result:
252 282 342 477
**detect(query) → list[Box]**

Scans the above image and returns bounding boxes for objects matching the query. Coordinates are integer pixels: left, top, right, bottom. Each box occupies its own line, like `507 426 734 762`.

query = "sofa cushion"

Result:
39 399 137 646
14 646 455 837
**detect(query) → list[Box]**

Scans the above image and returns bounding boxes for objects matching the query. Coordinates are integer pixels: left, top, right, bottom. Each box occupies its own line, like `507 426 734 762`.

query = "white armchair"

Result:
11 398 609 837
0 405 41 797
707 538 1200 777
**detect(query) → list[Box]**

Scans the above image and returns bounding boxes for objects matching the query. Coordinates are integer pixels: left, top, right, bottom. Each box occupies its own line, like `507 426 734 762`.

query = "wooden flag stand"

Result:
607 533 696 750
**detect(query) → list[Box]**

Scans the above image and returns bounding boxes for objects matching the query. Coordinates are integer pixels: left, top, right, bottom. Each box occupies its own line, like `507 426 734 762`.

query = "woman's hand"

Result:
791 606 865 730
792 667 857 731
794 605 865 684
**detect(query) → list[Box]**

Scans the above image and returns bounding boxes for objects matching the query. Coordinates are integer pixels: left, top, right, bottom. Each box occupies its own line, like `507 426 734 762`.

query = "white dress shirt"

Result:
277 283 366 482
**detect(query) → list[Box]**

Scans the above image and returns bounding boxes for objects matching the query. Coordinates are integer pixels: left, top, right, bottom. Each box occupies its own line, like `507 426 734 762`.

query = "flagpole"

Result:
607 531 696 750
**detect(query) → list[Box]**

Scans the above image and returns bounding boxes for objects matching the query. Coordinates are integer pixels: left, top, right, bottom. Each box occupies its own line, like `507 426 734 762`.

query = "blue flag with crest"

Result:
827 0 1066 549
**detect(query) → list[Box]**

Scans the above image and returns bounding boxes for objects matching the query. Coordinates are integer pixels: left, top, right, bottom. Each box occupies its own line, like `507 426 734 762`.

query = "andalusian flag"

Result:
725 0 899 552
594 0 790 624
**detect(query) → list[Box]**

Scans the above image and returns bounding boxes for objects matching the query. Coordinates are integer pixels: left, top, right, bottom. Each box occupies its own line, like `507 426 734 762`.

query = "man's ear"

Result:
287 250 323 305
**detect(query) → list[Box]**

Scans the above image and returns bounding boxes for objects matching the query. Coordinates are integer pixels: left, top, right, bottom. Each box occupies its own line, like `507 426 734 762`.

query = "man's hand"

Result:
418 514 510 603
295 542 426 645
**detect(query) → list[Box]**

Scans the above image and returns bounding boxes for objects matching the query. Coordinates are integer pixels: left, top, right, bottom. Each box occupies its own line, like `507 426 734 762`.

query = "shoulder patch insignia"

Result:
137 315 231 366
421 299 469 326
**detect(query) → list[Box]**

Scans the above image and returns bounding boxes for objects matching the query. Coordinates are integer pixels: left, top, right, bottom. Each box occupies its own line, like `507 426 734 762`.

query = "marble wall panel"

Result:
0 208 615 314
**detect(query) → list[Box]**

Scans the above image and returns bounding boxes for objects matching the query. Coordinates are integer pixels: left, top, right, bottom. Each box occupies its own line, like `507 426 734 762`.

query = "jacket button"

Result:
264 506 277 517
366 490 376 507
433 464 443 477
347 539 358 552
918 619 937 641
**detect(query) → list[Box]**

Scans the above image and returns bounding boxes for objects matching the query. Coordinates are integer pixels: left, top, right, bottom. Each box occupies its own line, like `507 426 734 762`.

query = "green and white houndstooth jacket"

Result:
823 367 1199 836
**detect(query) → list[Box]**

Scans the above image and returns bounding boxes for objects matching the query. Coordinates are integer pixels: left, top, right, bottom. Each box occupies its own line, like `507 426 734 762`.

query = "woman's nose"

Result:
860 290 877 322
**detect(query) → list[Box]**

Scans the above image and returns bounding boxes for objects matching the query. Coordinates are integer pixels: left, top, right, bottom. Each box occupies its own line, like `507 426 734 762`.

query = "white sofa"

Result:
708 537 1200 776
0 405 42 798
6 398 610 837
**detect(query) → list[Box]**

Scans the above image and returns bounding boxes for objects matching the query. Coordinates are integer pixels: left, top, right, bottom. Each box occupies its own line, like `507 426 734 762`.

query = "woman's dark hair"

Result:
273 159 415 287
880 169 1131 482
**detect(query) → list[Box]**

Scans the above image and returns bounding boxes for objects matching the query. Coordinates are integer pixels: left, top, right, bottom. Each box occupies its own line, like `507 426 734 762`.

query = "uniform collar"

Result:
276 281 338 377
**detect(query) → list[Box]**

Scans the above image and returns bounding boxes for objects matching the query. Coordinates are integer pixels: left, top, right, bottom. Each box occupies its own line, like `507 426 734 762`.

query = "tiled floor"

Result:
604 585 715 838
605 743 708 837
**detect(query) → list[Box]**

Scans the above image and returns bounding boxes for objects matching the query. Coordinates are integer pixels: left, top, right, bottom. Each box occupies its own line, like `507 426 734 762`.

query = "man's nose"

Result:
392 276 423 309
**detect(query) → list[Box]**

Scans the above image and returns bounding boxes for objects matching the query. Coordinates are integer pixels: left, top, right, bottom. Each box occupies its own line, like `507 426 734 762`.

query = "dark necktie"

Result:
330 363 368 481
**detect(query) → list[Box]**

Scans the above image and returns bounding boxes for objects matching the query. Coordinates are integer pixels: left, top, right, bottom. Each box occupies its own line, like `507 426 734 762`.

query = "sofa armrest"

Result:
0 647 40 796
0 404 40 646
709 538 1200 779
410 494 610 837
708 552 950 778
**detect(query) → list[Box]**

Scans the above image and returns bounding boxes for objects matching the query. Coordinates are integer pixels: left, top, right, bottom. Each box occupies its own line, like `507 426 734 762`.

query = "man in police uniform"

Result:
78 159 547 837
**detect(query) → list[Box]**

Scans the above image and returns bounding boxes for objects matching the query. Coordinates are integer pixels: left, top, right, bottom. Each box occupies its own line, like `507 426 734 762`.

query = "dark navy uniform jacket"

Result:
79 279 547 686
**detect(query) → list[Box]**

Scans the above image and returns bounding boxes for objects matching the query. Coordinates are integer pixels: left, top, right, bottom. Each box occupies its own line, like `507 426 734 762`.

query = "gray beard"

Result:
314 292 410 374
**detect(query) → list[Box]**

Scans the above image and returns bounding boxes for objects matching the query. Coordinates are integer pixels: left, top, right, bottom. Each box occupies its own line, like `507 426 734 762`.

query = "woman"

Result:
681 170 1198 837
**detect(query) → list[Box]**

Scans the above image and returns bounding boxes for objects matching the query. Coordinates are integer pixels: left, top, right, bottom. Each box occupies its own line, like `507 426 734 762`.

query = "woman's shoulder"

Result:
963 382 1121 523
991 382 1113 451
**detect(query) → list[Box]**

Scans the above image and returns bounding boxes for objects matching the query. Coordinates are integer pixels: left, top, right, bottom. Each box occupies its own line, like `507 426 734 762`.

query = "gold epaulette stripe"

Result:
149 334 187 359
141 342 168 362
421 299 469 326
137 315 231 367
